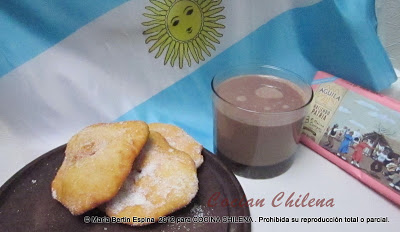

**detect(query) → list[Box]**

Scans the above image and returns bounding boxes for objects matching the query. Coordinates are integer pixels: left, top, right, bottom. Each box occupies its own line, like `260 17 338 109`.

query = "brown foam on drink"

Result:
255 85 284 99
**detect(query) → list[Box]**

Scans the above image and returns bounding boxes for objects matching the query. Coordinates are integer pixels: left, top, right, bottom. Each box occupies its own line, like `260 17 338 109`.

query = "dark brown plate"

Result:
0 145 250 232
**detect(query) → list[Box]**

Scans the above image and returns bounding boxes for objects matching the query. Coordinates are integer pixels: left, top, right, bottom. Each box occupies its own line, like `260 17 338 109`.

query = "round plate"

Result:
0 145 251 232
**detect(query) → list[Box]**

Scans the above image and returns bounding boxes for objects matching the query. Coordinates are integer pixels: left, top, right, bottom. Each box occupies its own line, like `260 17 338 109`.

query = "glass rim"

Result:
211 64 314 115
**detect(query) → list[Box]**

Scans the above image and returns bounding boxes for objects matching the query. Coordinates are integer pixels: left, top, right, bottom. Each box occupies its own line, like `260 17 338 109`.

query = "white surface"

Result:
238 145 400 232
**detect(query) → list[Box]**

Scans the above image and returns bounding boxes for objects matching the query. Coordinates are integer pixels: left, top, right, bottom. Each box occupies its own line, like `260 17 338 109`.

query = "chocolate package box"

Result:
301 72 400 206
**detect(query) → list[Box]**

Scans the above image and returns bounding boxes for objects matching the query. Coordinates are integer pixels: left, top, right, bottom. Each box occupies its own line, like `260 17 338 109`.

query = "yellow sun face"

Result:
143 0 225 69
168 0 202 41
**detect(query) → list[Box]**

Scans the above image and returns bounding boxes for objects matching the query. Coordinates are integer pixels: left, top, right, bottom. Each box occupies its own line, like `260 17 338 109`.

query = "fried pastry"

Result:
105 131 198 226
51 121 149 215
149 123 203 168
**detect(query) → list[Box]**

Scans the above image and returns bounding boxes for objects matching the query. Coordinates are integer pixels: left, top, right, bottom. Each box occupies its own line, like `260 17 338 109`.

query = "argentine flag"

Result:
0 0 397 187
0 1 399 228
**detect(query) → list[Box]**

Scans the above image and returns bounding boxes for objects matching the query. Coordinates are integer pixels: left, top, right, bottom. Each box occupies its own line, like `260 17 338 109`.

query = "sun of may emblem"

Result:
142 0 225 68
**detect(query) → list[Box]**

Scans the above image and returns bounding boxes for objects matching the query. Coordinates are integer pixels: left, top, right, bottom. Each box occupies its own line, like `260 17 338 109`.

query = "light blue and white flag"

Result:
0 0 397 184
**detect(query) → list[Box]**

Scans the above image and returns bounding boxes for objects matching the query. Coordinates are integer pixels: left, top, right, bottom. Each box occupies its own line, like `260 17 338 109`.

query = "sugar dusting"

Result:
107 142 198 215
149 124 203 168
51 189 57 199
190 204 204 217
66 122 138 164
236 95 247 102
106 169 153 213
160 205 211 232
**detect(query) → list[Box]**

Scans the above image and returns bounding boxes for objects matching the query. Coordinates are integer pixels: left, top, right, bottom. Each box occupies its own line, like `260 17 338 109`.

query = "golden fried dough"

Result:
105 131 198 226
149 123 203 168
51 121 149 215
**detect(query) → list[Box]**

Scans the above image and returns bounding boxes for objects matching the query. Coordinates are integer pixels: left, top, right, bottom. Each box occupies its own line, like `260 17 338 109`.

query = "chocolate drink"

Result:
213 75 310 178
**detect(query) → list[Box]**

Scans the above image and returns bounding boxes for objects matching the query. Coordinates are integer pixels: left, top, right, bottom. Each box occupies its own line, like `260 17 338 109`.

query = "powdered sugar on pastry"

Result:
149 123 203 168
105 131 198 226
51 121 149 215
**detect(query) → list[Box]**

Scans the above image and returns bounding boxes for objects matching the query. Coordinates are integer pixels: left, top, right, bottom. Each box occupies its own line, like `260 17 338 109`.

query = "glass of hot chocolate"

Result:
212 65 313 179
